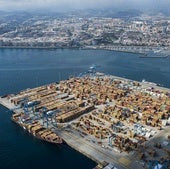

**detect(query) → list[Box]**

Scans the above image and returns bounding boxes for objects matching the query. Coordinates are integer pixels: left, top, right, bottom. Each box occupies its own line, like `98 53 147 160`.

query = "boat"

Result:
141 79 157 86
11 113 63 144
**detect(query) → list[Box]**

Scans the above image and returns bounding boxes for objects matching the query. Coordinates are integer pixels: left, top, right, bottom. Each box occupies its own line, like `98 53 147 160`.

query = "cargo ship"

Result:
11 113 63 144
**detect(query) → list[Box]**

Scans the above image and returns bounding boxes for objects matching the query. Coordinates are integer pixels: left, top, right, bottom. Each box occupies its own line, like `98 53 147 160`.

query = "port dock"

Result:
0 73 170 169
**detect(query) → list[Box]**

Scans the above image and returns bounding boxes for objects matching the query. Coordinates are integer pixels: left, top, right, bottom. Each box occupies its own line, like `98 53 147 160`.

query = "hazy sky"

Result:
0 0 170 12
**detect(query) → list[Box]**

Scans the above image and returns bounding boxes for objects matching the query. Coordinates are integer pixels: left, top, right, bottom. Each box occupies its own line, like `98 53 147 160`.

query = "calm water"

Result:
0 48 170 169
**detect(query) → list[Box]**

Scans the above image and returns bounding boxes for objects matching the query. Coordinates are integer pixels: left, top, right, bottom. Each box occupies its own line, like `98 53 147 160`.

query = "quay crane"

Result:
42 107 61 128
24 100 41 115
19 97 29 114
21 99 41 115
109 134 116 146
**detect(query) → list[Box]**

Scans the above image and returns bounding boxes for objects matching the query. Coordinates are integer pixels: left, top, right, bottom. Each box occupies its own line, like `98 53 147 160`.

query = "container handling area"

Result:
0 72 170 169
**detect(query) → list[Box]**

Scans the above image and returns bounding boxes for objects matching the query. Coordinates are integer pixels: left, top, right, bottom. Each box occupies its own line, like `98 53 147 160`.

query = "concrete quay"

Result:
56 128 130 169
105 74 170 92
0 97 22 114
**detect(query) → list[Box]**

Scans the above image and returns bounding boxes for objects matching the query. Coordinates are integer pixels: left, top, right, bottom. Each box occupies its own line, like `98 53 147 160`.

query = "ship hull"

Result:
11 114 63 144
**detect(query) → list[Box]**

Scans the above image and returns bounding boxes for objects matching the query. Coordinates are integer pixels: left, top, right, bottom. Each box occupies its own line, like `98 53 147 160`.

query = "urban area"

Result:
0 10 170 50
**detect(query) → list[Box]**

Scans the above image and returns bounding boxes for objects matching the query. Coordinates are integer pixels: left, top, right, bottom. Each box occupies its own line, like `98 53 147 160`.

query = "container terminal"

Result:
0 72 170 169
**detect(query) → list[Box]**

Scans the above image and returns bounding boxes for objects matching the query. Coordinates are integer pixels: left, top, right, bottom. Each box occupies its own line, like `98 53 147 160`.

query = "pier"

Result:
0 73 170 169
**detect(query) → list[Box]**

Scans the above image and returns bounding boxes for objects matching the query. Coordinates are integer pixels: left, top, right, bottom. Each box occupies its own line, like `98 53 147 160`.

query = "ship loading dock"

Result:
0 73 170 169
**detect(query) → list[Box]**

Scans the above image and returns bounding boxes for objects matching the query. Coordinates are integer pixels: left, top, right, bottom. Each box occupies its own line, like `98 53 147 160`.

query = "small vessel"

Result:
154 49 162 53
11 113 62 144
142 79 157 86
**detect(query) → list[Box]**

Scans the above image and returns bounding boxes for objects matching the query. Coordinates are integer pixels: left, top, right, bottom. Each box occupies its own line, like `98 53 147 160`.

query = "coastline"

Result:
0 46 79 50
0 45 163 55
